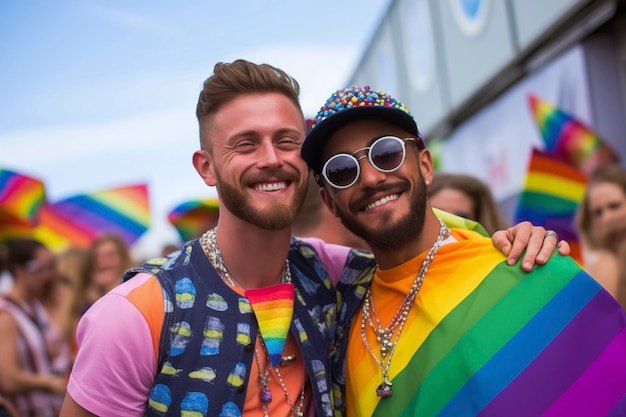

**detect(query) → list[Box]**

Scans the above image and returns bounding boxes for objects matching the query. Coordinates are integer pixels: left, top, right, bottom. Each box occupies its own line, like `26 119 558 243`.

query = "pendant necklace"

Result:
254 339 305 417
361 219 449 397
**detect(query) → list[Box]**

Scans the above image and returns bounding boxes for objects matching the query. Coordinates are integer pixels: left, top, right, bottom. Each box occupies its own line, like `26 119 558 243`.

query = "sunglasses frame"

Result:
320 136 417 189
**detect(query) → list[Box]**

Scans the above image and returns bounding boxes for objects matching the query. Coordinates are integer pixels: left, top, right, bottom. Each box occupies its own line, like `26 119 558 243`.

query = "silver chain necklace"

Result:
200 227 291 288
361 219 450 397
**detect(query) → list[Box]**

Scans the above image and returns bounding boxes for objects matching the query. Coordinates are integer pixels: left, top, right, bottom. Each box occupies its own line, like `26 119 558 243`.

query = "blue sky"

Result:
0 1 390 258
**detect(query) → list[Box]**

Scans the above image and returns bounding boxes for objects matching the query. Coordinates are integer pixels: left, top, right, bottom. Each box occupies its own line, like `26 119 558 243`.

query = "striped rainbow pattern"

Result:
513 149 587 265
35 183 150 251
0 168 46 225
528 94 614 170
245 283 294 367
357 235 626 417
167 198 219 241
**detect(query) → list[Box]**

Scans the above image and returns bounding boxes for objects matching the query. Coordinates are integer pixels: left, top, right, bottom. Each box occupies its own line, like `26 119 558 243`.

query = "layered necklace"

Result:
200 227 291 289
361 219 450 397
200 227 305 416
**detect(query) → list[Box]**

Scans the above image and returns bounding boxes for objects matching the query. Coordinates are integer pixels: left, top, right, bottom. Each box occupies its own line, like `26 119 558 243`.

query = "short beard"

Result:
215 169 307 231
334 176 428 251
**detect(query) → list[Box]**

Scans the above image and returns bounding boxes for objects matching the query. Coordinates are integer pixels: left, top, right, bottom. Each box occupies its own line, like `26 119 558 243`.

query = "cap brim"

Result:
301 106 419 172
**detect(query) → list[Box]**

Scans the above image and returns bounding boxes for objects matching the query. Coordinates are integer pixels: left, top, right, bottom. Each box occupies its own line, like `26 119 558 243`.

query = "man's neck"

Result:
214 216 293 289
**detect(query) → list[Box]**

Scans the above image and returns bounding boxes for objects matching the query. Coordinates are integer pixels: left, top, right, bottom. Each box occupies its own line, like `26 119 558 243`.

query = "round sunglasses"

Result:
320 136 419 189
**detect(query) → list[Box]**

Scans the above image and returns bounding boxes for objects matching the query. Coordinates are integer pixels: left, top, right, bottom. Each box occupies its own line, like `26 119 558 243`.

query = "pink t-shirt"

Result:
67 238 351 416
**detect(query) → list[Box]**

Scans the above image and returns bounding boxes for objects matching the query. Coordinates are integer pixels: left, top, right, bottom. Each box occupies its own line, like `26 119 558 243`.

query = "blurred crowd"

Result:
0 233 137 417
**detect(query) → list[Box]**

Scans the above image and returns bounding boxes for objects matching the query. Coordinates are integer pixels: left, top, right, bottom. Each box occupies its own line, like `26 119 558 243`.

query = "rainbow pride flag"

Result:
0 168 47 225
168 198 219 242
245 283 294 367
35 183 150 251
347 230 626 417
513 149 587 265
528 94 618 175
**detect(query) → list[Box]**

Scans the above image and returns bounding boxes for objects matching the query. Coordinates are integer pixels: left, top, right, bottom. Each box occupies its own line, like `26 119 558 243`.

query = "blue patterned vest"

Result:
331 249 377 417
122 237 338 417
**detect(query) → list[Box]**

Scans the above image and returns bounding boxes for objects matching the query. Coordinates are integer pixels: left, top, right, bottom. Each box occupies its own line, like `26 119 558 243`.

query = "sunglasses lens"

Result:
325 155 358 188
371 137 405 171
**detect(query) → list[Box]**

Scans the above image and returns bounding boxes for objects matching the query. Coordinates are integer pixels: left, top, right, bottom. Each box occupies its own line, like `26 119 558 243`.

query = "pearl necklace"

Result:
361 219 450 397
200 227 291 289
200 227 303 415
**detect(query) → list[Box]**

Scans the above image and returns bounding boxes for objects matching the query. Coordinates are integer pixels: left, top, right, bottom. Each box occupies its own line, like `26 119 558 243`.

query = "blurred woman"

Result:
576 164 626 309
81 233 135 314
0 238 67 417
428 173 509 234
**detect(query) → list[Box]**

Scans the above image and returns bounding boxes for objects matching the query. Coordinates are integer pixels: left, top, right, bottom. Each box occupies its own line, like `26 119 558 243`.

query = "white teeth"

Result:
365 194 399 211
254 181 287 191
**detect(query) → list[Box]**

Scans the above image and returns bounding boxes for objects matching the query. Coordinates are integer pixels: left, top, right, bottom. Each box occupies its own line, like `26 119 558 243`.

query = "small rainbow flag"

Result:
168 199 219 242
245 283 294 367
0 168 47 225
35 183 150 251
528 94 618 175
513 149 587 265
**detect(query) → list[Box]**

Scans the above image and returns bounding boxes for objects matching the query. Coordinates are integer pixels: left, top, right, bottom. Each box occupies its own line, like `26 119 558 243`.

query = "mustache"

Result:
349 180 410 212
243 169 300 186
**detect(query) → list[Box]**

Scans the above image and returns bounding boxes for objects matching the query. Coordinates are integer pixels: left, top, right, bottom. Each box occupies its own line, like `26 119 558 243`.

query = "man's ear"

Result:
192 150 218 187
419 149 434 185
320 188 340 217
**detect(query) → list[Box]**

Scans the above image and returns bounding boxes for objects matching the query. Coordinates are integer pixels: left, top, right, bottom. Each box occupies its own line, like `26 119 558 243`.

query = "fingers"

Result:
491 229 512 257
528 229 559 268
511 224 546 271
557 239 570 256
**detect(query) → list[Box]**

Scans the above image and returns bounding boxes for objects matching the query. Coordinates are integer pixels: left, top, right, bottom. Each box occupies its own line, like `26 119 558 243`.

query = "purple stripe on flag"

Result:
542 327 626 416
479 291 625 416
605 394 626 417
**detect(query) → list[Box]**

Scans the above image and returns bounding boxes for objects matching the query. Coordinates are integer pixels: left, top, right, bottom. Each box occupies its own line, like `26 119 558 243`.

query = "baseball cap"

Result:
301 85 423 172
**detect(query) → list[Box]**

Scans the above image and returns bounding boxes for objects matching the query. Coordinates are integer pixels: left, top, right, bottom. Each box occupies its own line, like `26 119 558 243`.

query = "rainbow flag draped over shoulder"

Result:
35 183 150 251
513 149 587 264
347 230 626 417
168 199 219 242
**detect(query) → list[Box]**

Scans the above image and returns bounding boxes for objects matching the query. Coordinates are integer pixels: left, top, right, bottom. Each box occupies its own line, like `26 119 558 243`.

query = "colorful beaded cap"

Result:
310 85 415 131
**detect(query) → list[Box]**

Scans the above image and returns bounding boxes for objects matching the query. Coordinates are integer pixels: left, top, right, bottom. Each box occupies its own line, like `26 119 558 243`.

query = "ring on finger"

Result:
544 230 559 241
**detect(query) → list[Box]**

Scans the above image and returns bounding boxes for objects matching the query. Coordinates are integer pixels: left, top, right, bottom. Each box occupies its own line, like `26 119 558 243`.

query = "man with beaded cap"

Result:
301 85 626 417
60 60 564 417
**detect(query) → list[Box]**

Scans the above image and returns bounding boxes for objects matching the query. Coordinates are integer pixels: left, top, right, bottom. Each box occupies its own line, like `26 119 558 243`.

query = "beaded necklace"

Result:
361 219 450 397
201 227 304 416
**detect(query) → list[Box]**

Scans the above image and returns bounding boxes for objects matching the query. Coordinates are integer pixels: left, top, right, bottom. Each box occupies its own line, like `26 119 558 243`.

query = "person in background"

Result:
576 164 626 309
427 172 509 234
0 244 13 295
54 248 89 356
61 60 566 417
81 233 135 313
301 85 626 416
0 238 67 417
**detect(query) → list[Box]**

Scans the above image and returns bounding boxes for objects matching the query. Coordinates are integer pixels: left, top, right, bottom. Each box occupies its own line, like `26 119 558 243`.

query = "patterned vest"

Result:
122 237 338 417
331 249 377 417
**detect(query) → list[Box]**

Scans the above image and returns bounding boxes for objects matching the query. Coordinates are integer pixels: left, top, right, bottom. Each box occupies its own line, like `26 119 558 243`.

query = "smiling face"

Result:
193 92 309 230
588 181 626 249
319 119 433 251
